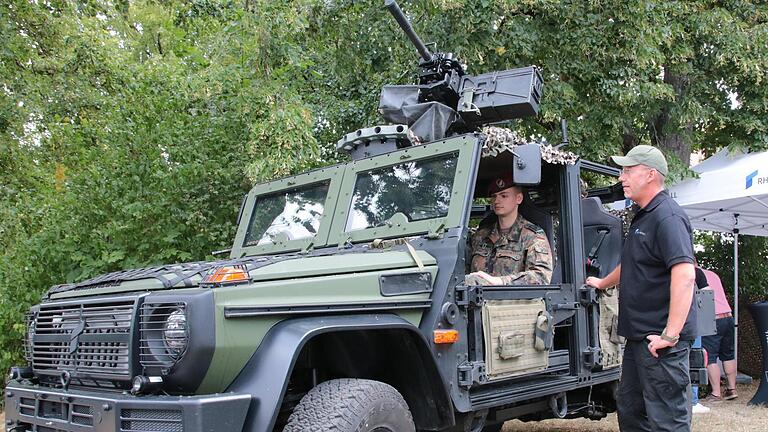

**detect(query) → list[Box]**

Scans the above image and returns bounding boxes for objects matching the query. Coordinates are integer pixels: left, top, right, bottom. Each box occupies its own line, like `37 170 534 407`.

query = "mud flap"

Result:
482 299 549 380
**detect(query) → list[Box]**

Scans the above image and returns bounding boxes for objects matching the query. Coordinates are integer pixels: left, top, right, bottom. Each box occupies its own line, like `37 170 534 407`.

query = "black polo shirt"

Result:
618 190 696 341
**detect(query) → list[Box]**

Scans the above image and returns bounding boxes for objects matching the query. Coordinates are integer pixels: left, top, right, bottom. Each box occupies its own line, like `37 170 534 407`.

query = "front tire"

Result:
283 378 415 432
482 423 504 432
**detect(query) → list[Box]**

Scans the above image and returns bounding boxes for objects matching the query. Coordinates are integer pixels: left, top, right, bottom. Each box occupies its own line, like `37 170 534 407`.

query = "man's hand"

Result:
585 276 604 289
645 334 675 358
470 271 503 285
585 265 621 291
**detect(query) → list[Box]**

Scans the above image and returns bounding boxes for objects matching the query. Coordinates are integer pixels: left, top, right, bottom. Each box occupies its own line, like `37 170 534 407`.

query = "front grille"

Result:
19 396 35 416
72 403 95 425
36 427 66 432
32 297 138 382
24 311 35 362
120 408 183 432
17 396 95 427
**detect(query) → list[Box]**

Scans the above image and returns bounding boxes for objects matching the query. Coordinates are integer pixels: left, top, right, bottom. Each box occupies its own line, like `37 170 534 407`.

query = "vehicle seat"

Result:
518 195 561 284
581 197 622 278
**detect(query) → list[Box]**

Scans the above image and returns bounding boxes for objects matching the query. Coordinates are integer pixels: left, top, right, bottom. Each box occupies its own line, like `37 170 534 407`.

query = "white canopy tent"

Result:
668 148 768 361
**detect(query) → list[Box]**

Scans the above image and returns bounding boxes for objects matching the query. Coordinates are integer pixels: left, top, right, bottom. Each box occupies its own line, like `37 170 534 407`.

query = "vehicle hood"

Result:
46 246 435 300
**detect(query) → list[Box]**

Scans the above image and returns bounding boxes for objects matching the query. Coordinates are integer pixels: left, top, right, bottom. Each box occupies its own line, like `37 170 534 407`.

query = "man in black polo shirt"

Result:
586 145 697 432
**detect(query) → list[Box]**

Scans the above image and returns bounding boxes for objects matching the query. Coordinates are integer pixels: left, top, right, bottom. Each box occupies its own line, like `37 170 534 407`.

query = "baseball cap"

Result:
488 174 517 195
610 145 668 176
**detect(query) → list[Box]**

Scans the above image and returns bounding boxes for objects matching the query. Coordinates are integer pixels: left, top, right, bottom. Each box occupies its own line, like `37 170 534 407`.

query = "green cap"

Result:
610 145 668 176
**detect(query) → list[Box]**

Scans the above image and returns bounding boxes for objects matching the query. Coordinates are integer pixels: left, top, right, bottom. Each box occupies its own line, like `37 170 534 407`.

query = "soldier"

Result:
466 175 553 285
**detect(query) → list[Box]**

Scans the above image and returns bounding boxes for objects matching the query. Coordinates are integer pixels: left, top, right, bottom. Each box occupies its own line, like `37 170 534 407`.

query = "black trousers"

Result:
617 339 692 432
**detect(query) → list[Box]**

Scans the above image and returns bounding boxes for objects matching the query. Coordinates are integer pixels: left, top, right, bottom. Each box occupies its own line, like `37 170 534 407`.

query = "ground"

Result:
0 382 764 431
502 381 765 432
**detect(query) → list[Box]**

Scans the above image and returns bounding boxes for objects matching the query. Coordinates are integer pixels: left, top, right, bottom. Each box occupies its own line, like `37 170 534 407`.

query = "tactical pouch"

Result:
598 287 623 369
609 314 625 345
497 331 525 360
483 299 550 380
533 311 553 352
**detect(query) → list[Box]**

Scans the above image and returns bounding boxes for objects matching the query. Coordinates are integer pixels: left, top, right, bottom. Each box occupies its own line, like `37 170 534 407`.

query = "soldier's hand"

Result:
473 271 503 285
585 276 604 289
645 334 674 358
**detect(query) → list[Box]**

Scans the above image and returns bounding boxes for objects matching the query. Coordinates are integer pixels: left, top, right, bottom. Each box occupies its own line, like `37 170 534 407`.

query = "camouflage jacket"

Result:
468 215 553 285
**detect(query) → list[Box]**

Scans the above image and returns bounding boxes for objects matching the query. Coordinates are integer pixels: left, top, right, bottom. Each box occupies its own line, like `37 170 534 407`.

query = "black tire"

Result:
482 423 504 432
283 378 415 432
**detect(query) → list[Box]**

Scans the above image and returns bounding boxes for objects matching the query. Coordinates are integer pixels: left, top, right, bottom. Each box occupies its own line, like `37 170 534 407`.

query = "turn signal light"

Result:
201 265 249 285
433 329 459 344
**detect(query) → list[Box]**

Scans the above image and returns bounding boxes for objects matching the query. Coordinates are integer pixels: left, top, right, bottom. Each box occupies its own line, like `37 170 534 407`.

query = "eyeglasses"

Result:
620 166 656 175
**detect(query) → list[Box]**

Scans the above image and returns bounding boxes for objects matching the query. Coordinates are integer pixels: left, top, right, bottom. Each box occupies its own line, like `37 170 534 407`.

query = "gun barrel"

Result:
384 0 433 62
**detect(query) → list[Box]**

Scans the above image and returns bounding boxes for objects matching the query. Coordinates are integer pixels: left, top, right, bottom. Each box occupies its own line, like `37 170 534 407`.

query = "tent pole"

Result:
733 230 739 364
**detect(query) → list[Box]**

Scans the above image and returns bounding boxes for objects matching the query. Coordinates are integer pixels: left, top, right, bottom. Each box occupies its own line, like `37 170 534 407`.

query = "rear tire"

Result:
283 378 415 432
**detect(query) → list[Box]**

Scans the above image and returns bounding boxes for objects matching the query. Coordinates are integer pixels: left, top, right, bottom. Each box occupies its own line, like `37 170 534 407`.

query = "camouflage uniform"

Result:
467 215 553 285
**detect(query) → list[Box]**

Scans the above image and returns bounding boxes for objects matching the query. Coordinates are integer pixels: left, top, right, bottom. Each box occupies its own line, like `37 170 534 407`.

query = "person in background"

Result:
691 266 711 414
701 268 738 402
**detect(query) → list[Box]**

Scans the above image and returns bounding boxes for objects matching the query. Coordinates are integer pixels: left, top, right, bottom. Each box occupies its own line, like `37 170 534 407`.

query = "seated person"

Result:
466 175 553 285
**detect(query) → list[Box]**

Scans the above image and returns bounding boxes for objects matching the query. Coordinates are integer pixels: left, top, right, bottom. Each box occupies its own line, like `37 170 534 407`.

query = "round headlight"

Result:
163 309 187 359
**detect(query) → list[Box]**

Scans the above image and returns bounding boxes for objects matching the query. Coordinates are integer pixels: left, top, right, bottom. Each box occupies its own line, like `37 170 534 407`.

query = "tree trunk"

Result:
622 131 640 154
648 67 692 167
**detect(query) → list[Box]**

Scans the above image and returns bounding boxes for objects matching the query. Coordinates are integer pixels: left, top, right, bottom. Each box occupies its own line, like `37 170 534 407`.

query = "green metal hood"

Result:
46 248 435 300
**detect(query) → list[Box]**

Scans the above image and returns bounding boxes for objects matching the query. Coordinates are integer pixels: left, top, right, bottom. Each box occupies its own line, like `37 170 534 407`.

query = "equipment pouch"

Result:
609 314 625 345
534 311 553 352
497 331 525 360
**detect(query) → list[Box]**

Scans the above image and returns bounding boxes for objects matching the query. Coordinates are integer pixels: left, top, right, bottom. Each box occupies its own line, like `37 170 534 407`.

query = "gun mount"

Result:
379 0 543 143
384 0 465 108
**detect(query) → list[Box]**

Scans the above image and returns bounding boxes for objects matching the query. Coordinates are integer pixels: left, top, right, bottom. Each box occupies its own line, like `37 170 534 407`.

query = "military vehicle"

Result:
4 2 709 431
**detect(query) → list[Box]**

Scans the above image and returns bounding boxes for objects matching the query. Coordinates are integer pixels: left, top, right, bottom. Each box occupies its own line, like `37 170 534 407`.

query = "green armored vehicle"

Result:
6 2 681 431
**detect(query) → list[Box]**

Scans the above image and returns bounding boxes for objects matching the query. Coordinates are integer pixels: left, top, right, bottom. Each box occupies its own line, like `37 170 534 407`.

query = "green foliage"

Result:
696 232 768 304
0 0 321 374
1 0 767 377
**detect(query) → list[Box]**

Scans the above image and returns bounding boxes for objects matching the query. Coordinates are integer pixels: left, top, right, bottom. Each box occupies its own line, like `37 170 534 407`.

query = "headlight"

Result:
163 309 188 359
140 303 188 369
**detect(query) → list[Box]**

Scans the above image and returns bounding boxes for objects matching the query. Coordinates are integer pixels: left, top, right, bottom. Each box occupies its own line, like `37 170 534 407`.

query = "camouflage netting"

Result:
607 206 638 236
481 126 579 165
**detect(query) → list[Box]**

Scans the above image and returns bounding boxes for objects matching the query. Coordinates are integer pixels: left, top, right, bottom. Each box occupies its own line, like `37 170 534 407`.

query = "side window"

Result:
345 153 458 231
243 181 330 247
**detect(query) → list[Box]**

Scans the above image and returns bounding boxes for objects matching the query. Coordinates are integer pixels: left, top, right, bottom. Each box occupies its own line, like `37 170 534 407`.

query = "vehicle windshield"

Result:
346 153 458 231
243 181 330 247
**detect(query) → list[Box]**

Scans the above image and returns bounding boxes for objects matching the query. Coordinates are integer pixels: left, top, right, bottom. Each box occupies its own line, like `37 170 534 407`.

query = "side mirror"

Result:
512 144 542 186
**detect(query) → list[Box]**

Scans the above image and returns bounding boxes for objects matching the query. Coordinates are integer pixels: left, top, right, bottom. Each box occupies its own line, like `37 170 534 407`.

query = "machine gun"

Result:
380 0 543 142
338 1 544 160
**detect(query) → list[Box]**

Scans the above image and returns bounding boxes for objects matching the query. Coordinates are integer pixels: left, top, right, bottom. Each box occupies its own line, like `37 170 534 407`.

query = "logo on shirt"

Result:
633 228 646 236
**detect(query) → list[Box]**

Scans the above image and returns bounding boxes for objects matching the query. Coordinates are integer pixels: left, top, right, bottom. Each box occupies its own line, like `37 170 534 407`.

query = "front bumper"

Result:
4 380 252 432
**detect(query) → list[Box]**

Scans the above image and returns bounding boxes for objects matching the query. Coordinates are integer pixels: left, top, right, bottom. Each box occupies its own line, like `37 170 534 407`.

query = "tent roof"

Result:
669 148 768 237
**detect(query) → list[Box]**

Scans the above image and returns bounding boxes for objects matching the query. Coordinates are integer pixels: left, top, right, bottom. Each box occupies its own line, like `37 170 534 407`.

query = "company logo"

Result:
746 170 768 189
633 229 646 236
746 170 758 189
